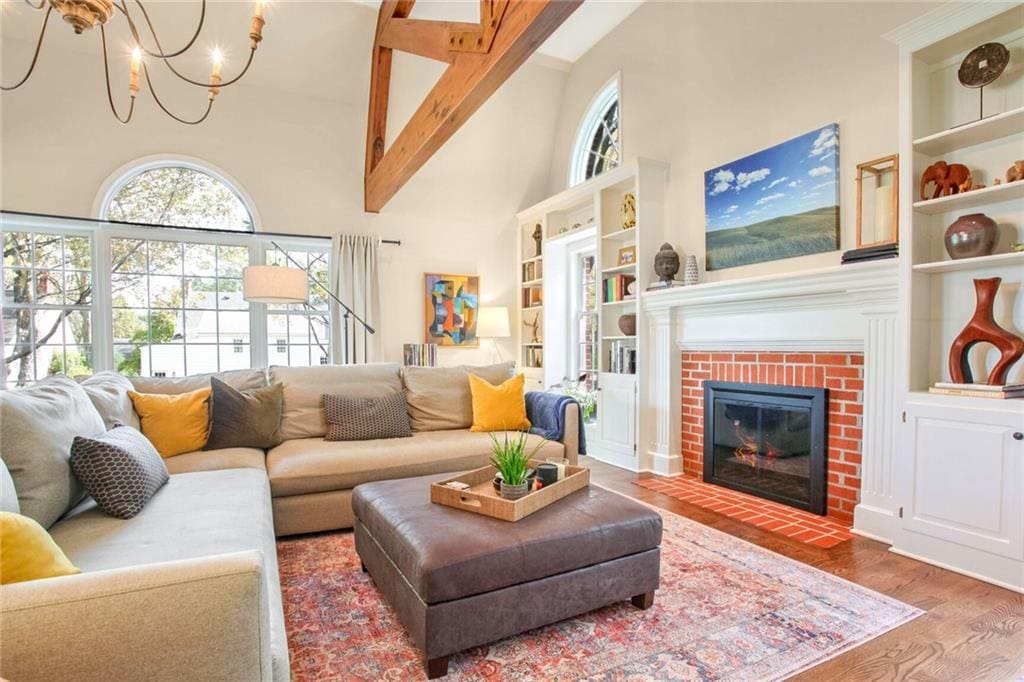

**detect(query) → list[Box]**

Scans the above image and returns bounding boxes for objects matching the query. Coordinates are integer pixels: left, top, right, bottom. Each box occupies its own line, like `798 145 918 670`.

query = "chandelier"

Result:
1 0 267 124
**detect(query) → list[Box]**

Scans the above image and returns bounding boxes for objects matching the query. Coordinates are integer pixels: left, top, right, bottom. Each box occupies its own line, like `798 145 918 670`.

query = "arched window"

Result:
101 159 255 231
569 77 620 186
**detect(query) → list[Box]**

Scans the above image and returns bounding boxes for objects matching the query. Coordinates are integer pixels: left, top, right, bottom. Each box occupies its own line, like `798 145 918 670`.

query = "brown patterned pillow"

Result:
323 392 412 441
69 426 169 519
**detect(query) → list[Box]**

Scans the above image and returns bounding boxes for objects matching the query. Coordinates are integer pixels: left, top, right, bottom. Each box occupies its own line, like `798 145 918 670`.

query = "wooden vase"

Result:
948 277 1024 385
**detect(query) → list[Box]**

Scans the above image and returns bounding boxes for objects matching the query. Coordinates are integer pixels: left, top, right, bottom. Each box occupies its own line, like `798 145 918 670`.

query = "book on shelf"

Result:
603 273 636 303
524 346 544 369
521 259 543 282
522 287 543 308
607 340 636 374
403 343 437 367
929 382 1023 399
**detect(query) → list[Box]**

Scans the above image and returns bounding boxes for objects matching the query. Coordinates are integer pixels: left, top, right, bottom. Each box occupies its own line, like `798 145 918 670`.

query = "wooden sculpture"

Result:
948 277 1024 385
920 161 972 200
1006 160 1024 183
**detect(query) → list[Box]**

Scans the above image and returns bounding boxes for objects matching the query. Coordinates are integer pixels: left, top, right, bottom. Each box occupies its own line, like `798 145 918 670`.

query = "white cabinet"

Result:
587 372 637 468
893 400 1024 590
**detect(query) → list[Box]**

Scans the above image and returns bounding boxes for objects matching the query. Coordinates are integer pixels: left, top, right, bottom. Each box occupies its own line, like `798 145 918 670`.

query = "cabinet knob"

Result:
1014 432 1024 441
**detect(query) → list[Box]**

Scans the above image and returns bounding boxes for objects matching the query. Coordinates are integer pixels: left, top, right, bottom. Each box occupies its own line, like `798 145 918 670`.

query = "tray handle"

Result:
457 496 482 508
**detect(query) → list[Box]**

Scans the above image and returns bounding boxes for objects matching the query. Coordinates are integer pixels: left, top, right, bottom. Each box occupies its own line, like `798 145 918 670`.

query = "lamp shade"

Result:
476 306 510 338
242 265 309 304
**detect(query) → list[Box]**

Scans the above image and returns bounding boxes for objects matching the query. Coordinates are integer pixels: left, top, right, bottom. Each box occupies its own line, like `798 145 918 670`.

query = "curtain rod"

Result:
0 209 402 245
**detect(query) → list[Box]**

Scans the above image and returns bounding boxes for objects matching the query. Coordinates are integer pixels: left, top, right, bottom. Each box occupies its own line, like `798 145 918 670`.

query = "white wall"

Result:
546 1 939 283
0 2 566 366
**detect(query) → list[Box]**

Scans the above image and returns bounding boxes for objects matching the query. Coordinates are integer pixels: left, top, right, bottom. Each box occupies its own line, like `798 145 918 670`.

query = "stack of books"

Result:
403 343 438 367
608 341 636 374
604 274 636 303
928 382 1024 399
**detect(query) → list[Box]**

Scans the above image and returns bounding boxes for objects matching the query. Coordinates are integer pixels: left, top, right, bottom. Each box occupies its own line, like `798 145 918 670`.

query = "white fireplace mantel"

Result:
639 259 901 542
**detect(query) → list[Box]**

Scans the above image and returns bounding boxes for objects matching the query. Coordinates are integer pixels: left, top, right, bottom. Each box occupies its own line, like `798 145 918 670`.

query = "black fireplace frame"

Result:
702 381 828 515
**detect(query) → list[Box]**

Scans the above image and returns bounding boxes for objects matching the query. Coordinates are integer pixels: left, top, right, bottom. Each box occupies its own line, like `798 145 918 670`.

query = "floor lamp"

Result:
243 241 375 364
476 306 510 364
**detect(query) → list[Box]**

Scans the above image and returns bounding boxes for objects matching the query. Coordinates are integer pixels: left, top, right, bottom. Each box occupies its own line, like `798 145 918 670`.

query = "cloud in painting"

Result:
809 127 838 158
756 192 786 206
724 205 739 215
788 180 802 188
808 165 832 177
766 177 789 190
812 180 836 190
735 168 771 191
709 169 735 195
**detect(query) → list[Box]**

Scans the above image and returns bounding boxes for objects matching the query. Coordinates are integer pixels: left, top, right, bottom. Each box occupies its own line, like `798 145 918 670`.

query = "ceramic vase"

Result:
499 481 529 501
684 255 699 286
617 313 636 336
944 213 997 260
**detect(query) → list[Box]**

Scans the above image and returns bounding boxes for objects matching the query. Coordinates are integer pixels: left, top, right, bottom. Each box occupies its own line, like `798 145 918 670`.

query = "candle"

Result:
129 46 141 96
210 48 223 80
254 1 265 20
874 185 894 242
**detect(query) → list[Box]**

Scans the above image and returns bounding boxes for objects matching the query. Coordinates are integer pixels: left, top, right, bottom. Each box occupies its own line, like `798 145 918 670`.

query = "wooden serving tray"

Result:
431 460 590 522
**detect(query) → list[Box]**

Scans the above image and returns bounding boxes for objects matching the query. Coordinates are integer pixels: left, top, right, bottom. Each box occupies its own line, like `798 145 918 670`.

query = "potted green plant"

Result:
490 432 546 501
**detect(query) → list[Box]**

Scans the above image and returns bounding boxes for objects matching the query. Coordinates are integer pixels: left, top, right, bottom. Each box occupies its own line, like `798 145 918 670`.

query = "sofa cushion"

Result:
324 392 412 441
271 364 403 441
402 362 514 432
266 430 563 497
0 512 81 585
49 468 287 681
129 368 267 395
205 378 283 450
69 426 169 519
129 388 211 458
0 375 105 528
78 372 140 430
468 373 531 432
164 448 267 475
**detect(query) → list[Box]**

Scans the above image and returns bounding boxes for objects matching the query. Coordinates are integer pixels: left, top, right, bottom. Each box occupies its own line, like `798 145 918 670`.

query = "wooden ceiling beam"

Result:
364 0 581 213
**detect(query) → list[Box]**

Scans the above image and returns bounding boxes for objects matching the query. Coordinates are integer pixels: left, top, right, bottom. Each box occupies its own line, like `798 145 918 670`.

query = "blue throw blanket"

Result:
525 391 587 455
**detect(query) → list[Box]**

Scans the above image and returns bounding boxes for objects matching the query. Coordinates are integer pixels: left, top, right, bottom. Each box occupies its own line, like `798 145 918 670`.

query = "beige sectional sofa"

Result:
0 363 579 681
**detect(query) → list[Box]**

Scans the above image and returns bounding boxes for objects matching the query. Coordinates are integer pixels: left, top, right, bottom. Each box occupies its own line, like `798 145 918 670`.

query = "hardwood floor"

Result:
586 456 1024 681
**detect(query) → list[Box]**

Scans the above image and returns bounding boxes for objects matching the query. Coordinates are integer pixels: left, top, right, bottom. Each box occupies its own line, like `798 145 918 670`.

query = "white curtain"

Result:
330 234 382 364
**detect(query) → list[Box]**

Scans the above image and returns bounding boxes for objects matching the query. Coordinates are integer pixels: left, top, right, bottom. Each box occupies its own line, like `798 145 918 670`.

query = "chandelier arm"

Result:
1 6 53 91
159 46 257 89
23 0 46 9
142 63 214 125
115 0 208 60
100 24 135 123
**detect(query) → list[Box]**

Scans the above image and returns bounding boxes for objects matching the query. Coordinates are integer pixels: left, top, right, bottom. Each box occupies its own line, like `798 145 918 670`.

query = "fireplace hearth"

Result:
703 381 827 515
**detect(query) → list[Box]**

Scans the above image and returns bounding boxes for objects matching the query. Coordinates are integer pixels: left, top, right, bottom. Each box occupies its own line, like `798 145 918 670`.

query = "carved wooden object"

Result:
364 0 582 213
948 277 1024 385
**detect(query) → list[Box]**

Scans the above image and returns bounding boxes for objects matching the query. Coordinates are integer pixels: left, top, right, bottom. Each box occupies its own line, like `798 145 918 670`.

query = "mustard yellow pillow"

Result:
0 512 81 584
468 373 531 432
128 387 211 458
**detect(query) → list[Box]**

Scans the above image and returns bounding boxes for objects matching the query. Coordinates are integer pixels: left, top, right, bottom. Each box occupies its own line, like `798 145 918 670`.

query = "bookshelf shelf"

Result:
913 181 1024 215
912 251 1024 274
602 227 637 243
913 106 1024 157
602 298 637 308
521 278 543 287
601 263 637 275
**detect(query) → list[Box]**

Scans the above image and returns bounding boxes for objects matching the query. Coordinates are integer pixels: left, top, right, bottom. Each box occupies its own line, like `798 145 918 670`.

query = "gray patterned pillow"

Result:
323 392 412 441
69 426 169 519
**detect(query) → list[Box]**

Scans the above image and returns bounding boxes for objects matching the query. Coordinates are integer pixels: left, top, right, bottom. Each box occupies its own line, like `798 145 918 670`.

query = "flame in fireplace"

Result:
733 420 782 469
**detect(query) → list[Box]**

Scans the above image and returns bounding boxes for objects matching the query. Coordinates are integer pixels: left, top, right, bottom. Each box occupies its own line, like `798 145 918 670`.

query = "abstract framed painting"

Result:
424 273 480 347
704 123 840 271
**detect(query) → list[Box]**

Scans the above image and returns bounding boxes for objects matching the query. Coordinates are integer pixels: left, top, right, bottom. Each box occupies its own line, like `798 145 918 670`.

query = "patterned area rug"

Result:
277 503 921 680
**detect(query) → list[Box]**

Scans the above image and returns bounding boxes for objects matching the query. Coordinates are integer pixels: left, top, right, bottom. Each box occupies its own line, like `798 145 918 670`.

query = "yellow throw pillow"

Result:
0 512 81 584
128 387 211 458
468 373 531 433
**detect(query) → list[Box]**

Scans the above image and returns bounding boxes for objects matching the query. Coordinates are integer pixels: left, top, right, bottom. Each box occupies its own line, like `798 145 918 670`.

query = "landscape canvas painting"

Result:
424 273 479 347
705 123 840 270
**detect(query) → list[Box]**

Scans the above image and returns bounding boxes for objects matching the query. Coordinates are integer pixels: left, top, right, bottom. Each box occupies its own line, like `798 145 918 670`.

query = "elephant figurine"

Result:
920 161 972 200
1006 160 1024 183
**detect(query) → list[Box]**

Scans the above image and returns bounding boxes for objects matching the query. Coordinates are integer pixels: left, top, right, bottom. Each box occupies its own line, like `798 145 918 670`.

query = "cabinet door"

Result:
599 374 636 450
901 403 1023 560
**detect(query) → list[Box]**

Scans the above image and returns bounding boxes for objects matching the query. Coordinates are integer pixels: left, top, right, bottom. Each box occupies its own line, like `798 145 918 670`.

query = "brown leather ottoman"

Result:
352 474 662 678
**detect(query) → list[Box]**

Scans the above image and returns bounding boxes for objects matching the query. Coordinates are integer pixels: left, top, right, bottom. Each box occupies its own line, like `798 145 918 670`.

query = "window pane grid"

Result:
265 248 329 366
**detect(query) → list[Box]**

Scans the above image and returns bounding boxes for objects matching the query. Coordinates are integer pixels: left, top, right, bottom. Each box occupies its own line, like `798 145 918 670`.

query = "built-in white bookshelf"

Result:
890 2 1024 592
515 159 669 468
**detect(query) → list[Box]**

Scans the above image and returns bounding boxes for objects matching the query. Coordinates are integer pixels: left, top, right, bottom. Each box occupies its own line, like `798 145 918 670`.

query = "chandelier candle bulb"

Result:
251 2 266 46
211 49 224 80
128 47 141 97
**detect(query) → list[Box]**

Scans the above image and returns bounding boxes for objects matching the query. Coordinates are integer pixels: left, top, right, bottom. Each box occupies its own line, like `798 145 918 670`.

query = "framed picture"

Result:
424 273 480 347
617 246 637 266
704 122 840 271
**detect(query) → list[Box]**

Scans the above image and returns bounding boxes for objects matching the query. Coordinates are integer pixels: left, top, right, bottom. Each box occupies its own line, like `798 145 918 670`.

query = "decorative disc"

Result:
958 42 1009 88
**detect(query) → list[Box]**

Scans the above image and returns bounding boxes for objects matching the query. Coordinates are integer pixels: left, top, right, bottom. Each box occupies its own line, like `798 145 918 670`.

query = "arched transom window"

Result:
104 163 254 231
570 77 620 186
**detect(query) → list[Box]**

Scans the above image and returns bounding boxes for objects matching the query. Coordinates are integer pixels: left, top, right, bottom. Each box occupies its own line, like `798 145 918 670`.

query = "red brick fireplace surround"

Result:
680 351 865 525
